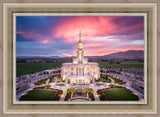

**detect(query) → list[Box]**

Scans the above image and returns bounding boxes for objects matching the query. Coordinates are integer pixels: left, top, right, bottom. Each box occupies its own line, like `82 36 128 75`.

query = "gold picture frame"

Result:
0 1 158 116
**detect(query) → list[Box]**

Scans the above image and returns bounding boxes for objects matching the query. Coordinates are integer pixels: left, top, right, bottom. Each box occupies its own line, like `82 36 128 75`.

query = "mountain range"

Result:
101 50 144 59
17 50 144 60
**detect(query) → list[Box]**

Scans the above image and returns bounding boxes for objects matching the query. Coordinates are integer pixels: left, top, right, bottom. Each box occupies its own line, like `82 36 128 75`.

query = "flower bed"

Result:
97 90 107 101
52 90 63 101
64 92 72 101
88 92 95 101
109 85 124 88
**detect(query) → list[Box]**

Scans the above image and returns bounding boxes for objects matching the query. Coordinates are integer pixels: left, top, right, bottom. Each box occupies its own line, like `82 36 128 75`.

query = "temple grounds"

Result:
20 90 57 101
103 88 139 101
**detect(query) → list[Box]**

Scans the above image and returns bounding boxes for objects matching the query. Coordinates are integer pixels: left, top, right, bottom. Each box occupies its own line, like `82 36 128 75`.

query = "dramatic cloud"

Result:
16 16 144 57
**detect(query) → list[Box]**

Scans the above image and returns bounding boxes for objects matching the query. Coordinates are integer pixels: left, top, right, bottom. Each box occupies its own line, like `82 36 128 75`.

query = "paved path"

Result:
16 85 34 100
100 73 144 101
93 90 100 101
127 86 144 100
110 83 144 101
59 89 67 101
17 71 144 101
92 87 100 101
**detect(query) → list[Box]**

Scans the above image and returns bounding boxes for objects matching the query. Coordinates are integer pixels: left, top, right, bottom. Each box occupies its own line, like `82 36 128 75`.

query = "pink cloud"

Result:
83 42 107 48
16 31 51 44
62 52 74 57
83 46 144 56
40 39 49 44
119 23 144 33
52 16 118 43
17 16 144 57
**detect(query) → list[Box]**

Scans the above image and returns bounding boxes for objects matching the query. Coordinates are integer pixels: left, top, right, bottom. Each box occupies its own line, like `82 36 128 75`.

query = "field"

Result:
17 62 62 76
19 90 57 101
103 88 139 101
17 61 143 77
98 62 144 68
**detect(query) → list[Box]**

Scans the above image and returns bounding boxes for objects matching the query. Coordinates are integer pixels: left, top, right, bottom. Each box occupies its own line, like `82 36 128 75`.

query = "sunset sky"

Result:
16 16 144 57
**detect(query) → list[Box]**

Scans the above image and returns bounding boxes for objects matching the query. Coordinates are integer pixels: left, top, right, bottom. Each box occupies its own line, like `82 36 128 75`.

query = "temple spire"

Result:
79 30 81 43
78 30 82 50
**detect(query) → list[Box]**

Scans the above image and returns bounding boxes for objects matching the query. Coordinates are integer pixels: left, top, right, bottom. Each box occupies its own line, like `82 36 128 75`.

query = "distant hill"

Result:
17 50 144 60
17 56 62 59
50 56 62 59
101 50 144 59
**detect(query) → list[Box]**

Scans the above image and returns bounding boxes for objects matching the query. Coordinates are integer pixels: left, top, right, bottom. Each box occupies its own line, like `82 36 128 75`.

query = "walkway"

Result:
127 86 144 101
102 73 144 101
59 89 67 101
93 88 100 101
16 85 35 100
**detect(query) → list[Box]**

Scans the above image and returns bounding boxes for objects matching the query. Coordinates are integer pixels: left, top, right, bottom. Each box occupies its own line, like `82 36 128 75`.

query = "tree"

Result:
85 88 94 93
67 88 75 93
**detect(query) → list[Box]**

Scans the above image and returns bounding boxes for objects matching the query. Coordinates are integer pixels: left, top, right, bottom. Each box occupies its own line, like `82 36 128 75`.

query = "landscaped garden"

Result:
102 88 139 101
64 88 75 101
85 88 95 101
34 78 49 85
20 90 57 101
52 90 63 101
64 92 72 101
88 92 95 101
49 76 55 83
111 77 126 85
100 74 111 83
97 90 107 101
109 85 124 88
73 88 87 97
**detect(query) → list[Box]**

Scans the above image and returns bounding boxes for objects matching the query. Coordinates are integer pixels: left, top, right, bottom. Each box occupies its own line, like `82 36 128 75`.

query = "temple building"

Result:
61 31 100 84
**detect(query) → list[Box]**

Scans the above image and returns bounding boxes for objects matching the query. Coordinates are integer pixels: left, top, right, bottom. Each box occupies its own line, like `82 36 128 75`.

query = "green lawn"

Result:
98 62 144 68
19 90 57 101
16 62 62 76
111 77 126 85
103 88 139 101
100 74 111 83
49 74 61 83
35 78 49 85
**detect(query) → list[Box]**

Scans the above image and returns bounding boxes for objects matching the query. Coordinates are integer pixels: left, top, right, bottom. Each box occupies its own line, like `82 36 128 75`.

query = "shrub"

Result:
52 90 63 101
64 92 72 101
67 88 75 93
88 92 95 101
85 88 94 93
97 90 107 101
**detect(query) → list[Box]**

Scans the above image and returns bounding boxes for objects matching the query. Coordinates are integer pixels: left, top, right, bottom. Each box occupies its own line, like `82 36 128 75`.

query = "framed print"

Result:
0 1 159 116
13 13 147 105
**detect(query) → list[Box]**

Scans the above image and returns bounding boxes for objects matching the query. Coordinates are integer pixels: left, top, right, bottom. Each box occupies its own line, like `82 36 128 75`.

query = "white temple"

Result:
61 31 100 84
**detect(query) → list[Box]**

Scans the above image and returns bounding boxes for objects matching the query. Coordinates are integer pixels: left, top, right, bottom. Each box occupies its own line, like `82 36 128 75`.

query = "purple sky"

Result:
16 16 144 57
